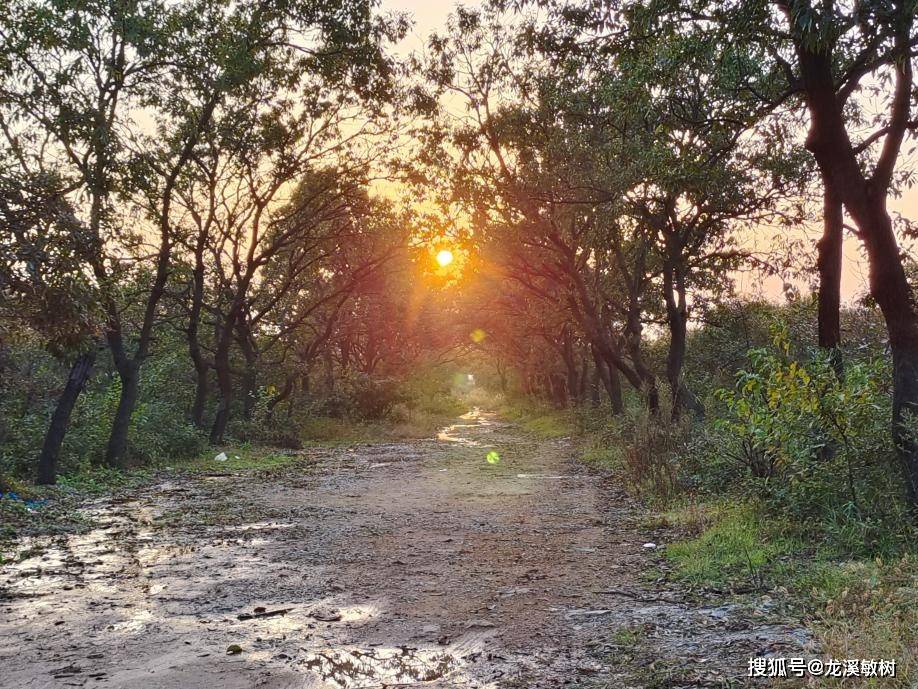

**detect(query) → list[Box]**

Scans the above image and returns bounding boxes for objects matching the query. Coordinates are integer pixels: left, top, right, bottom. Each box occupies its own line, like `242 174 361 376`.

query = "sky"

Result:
380 0 475 53
380 0 918 304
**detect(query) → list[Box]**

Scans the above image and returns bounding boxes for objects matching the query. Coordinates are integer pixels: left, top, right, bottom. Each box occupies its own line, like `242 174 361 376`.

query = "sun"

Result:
435 249 454 267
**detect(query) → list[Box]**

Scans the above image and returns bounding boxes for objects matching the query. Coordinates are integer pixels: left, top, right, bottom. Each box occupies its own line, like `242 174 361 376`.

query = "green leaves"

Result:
717 321 899 530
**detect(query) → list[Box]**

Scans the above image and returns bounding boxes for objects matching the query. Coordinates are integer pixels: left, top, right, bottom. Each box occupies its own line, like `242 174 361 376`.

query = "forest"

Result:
0 0 916 687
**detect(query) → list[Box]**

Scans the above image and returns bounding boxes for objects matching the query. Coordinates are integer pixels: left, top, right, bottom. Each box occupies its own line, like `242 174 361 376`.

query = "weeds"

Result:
664 501 800 589
497 397 573 438
661 500 917 688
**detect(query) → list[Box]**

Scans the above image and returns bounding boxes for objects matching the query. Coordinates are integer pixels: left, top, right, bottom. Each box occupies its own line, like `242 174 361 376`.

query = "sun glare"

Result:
436 249 454 267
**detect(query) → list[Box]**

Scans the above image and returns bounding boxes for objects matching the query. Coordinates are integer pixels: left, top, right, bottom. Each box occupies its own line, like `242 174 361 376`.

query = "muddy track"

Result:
0 410 811 688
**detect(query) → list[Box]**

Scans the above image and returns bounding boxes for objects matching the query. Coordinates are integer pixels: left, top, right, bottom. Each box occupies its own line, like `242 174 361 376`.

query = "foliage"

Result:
498 397 573 439
712 324 907 552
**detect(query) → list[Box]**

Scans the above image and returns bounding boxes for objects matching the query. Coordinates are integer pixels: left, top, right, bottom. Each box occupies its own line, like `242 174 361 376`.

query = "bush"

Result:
711 323 909 554
61 344 207 470
580 401 688 502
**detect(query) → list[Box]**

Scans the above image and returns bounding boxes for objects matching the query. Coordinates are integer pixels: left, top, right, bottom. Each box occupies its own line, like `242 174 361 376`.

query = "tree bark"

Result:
662 259 703 421
187 231 210 428
210 332 233 444
235 321 258 421
36 350 96 485
816 170 844 373
105 360 139 468
101 93 221 467
589 363 601 406
591 344 624 414
561 329 580 404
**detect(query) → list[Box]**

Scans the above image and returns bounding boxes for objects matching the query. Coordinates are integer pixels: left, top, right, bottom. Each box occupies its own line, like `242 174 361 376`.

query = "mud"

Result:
0 410 813 688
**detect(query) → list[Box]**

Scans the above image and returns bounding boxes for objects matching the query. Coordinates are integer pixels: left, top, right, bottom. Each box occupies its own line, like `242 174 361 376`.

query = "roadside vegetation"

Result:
511 300 918 687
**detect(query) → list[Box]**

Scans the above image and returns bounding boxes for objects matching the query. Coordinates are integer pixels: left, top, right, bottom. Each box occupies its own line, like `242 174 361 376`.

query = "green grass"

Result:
166 445 306 473
661 499 917 687
498 398 572 438
664 501 800 588
581 441 622 470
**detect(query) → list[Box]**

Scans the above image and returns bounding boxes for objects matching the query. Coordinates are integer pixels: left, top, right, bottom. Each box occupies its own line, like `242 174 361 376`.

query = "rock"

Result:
642 542 657 550
214 452 228 462
566 609 614 617
310 607 342 622
226 644 243 655
464 619 496 629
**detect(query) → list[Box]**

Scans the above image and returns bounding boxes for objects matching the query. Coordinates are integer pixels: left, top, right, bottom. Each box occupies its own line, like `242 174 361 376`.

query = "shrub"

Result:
580 402 688 502
713 323 908 554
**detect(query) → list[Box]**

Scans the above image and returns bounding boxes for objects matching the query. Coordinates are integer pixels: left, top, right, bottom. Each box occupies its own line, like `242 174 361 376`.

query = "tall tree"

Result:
0 169 99 483
689 0 918 507
1 0 405 465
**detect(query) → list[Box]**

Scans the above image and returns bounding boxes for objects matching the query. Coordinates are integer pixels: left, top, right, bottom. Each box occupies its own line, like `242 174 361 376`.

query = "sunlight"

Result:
435 249 454 267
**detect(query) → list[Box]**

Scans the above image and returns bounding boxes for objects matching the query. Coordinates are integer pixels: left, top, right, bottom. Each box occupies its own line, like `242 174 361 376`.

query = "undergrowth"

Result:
658 500 917 687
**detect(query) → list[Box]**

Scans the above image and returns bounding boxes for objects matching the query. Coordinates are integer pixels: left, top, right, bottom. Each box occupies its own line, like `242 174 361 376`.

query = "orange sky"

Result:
381 0 918 303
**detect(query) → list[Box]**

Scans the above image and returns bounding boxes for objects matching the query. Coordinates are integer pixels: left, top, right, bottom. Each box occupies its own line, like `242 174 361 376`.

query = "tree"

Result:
665 0 918 506
421 7 805 418
0 169 99 483
420 9 662 410
1 0 405 465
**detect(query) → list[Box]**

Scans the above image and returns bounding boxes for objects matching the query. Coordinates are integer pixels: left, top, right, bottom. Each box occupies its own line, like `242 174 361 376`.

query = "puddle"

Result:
436 424 482 445
436 408 495 446
303 647 460 688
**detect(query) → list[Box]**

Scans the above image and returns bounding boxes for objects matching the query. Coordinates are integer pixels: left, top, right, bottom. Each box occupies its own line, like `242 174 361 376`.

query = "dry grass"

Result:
804 556 917 688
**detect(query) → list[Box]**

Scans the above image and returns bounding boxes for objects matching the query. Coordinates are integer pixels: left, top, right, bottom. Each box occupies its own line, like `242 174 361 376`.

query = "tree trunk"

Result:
793 33 918 509
323 347 335 394
266 376 295 420
859 205 918 508
591 344 623 414
663 260 703 421
589 363 601 406
210 336 233 444
817 171 844 372
187 238 209 428
622 296 660 414
549 372 567 407
235 323 258 421
191 365 209 429
561 329 580 405
36 350 96 485
105 362 139 468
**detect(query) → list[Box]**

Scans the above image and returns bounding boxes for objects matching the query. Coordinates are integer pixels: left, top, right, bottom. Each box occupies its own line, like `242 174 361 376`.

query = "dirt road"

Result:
0 410 811 688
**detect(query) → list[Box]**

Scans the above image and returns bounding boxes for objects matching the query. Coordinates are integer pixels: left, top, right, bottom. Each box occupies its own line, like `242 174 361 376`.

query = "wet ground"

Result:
0 410 813 688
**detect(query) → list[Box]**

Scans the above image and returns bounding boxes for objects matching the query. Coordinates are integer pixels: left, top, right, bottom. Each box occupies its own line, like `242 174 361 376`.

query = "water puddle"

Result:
514 474 586 480
436 424 481 445
436 408 494 446
303 646 460 688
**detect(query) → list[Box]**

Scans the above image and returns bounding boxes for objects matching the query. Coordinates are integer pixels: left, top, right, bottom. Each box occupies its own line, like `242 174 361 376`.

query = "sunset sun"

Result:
435 249 454 267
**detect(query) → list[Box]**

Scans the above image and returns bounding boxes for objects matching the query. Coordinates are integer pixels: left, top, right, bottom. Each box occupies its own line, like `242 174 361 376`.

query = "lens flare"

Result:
436 249 454 267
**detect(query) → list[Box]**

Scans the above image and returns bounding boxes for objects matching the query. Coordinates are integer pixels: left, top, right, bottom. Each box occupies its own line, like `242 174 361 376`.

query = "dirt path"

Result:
0 410 811 688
